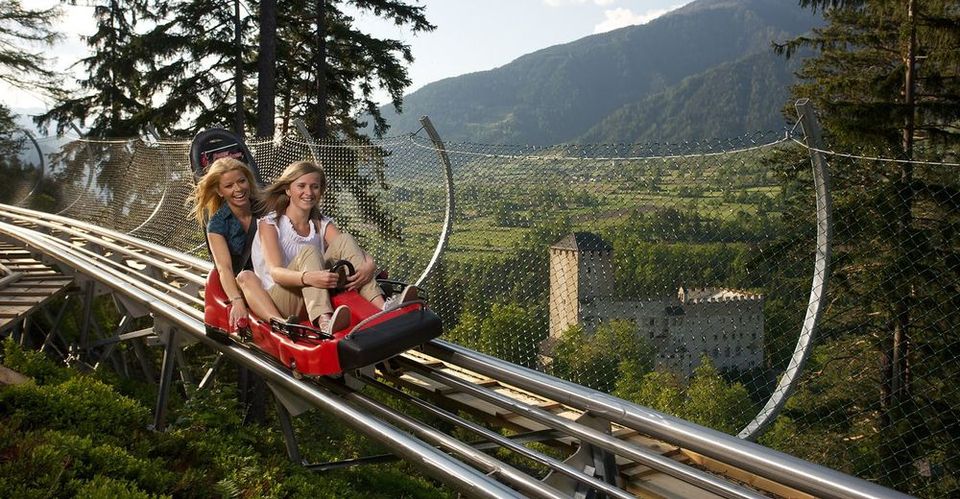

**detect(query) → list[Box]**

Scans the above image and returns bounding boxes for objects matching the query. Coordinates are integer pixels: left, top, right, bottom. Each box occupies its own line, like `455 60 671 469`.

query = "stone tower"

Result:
548 232 613 339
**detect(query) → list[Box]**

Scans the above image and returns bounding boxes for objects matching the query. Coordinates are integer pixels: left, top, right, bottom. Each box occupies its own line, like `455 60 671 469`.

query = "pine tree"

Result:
275 0 434 140
35 0 432 139
777 0 960 492
35 0 159 137
0 0 61 98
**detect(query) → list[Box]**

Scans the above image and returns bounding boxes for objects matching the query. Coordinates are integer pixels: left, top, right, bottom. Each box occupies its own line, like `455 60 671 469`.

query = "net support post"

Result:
738 99 833 440
415 116 454 287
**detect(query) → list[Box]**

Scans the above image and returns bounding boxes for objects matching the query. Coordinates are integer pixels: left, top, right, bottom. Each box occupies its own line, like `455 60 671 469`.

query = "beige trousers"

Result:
267 232 381 322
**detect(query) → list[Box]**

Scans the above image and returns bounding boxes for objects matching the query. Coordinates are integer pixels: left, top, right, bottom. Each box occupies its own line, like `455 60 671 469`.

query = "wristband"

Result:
229 296 243 303
300 270 307 286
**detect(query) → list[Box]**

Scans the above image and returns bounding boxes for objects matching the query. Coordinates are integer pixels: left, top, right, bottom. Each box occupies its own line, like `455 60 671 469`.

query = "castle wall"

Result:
578 249 614 300
546 233 764 377
579 295 764 377
549 248 580 338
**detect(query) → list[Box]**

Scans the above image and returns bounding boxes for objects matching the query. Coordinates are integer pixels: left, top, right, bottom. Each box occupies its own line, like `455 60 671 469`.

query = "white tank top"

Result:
251 212 331 290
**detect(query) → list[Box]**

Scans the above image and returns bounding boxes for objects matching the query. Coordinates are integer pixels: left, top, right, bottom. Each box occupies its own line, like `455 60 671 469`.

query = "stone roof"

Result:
551 232 612 251
677 286 763 304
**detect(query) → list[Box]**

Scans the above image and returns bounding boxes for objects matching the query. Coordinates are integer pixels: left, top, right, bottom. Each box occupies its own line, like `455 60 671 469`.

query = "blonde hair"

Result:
263 160 327 219
188 157 261 226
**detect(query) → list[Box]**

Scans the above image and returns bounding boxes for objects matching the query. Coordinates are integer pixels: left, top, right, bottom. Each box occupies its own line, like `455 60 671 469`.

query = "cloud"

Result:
543 0 617 6
593 5 681 33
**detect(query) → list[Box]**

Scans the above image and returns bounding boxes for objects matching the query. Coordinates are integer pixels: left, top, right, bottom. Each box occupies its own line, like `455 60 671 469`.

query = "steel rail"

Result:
422 340 912 499
398 356 768 499
46 233 202 308
0 204 211 272
0 208 206 287
0 210 652 497
0 220 523 499
0 204 906 498
316 377 568 499
361 374 637 499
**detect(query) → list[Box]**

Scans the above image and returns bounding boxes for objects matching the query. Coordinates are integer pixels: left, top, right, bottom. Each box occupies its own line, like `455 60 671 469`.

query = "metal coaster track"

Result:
0 201 908 499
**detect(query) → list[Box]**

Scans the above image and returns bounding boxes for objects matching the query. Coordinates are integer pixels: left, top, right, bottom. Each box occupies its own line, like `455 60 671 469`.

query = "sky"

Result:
3 0 690 129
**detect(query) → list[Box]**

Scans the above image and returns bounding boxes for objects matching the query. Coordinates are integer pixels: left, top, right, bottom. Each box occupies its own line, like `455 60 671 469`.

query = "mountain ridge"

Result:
374 0 822 145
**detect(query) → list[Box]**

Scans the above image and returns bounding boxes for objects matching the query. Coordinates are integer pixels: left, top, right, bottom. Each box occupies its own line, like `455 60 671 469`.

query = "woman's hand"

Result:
229 299 248 330
347 255 377 291
302 269 340 289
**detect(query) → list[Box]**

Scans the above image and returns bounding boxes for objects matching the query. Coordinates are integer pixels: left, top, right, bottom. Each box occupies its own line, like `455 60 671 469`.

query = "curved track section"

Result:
0 204 908 499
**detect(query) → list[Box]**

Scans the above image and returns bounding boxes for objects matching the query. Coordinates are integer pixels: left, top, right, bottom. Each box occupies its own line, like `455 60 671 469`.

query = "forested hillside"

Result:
376 0 822 144
578 49 804 143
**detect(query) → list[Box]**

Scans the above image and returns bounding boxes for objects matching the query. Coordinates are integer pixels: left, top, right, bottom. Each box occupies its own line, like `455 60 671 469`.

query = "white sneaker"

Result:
383 285 419 310
382 294 402 311
318 305 351 334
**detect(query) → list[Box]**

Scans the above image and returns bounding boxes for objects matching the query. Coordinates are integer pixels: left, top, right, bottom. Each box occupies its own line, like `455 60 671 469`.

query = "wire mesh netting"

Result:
2 125 956 497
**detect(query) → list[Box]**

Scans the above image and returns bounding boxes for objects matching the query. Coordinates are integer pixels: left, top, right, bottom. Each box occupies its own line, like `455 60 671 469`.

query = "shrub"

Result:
0 337 70 385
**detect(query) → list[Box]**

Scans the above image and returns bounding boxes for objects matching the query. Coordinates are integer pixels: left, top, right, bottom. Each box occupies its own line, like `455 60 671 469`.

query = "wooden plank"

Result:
0 290 62 297
0 297 42 305
0 244 72 331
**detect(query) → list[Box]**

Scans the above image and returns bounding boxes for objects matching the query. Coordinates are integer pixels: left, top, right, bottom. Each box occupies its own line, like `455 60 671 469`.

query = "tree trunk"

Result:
256 0 277 138
312 0 328 139
232 0 244 134
879 0 917 485
894 0 916 406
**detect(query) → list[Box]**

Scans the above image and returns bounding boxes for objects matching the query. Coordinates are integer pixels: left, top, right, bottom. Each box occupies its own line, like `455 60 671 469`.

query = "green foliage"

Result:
72 475 169 499
0 0 61 97
0 376 149 442
615 369 685 415
0 337 70 385
0 104 19 157
477 302 544 368
614 241 749 295
36 0 159 136
37 0 434 138
775 1 960 493
683 358 752 433
0 359 452 497
783 0 960 153
550 320 655 393
581 50 805 144
614 357 753 434
0 383 172 499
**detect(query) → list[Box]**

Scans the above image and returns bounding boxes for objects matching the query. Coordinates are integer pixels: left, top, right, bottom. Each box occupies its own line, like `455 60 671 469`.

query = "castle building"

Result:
547 232 764 376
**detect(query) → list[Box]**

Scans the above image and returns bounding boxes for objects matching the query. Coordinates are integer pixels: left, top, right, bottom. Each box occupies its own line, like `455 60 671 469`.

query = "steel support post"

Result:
415 116 455 288
79 281 95 355
275 399 304 464
152 327 179 431
40 297 71 354
131 336 156 384
198 353 225 391
738 99 833 440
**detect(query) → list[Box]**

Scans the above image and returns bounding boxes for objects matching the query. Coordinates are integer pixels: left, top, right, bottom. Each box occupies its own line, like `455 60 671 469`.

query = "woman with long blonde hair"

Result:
190 157 286 330
251 160 395 333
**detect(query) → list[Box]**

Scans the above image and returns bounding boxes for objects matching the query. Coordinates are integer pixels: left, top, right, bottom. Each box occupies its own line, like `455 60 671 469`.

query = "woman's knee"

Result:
326 232 363 262
294 244 323 264
236 270 259 287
